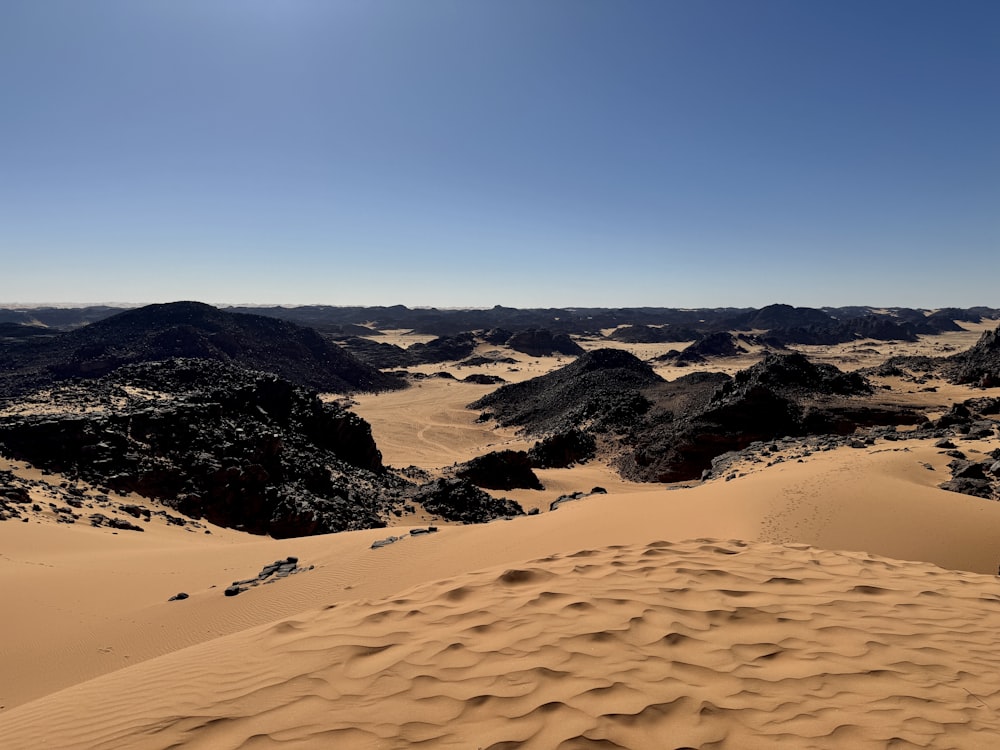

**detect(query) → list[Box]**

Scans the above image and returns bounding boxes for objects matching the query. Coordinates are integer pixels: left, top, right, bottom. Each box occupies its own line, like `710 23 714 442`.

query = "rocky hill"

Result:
0 301 405 397
471 348 664 435
607 325 698 343
473 350 919 484
506 329 584 357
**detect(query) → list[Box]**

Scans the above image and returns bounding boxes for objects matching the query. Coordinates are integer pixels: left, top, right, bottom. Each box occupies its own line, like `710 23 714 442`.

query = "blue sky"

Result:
2 1 997 308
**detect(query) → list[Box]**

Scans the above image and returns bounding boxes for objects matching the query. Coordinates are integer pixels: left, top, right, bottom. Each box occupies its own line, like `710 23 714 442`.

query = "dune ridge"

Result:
4 538 1000 749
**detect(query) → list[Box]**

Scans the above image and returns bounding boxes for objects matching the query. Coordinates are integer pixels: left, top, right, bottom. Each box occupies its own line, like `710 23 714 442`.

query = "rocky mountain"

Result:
0 301 405 397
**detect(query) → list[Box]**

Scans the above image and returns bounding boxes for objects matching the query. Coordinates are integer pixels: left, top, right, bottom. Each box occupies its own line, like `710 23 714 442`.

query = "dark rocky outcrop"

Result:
0 301 405 398
340 332 481 368
607 325 698 344
471 348 664 435
480 328 514 345
475 349 917 485
671 331 745 364
8 303 997 340
458 354 519 367
454 450 543 490
406 333 478 364
527 429 597 468
224 556 311 596
506 329 584 358
462 374 507 385
619 353 900 483
764 315 920 346
715 353 873 400
939 455 999 501
338 337 413 369
412 478 524 523
732 304 835 331
0 359 409 537
947 327 1000 387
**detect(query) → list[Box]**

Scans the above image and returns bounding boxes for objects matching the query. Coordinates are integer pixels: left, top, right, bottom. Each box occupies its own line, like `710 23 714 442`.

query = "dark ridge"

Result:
714 352 873 400
0 323 55 340
0 301 405 397
7 304 998 338
506 329 584 357
671 331 745 364
0 306 125 330
607 325 698 343
733 303 835 331
338 337 414 369
471 348 664 435
406 332 478 363
763 315 920 346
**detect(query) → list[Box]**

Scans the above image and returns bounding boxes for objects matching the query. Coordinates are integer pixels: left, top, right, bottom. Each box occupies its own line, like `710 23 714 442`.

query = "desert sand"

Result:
3 325 1000 748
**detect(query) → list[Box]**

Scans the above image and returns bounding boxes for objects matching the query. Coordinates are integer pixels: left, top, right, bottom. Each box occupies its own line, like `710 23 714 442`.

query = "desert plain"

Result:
2 304 1000 749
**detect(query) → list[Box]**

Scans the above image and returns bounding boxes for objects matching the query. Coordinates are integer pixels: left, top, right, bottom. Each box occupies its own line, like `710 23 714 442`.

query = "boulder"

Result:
455 450 543 491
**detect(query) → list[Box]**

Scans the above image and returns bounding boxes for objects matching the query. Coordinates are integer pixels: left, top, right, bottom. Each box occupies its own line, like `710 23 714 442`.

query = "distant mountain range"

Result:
2 302 997 338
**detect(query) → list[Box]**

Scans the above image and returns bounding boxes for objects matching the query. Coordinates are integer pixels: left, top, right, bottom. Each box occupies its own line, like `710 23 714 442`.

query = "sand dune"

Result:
4 437 1000 730
4 538 1000 749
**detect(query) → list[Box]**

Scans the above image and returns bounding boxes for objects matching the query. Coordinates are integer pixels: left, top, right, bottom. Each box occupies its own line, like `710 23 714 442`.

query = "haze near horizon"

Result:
2 1 997 308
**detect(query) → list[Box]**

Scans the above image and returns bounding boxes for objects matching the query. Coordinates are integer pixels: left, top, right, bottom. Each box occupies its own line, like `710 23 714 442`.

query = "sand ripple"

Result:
4 539 1000 749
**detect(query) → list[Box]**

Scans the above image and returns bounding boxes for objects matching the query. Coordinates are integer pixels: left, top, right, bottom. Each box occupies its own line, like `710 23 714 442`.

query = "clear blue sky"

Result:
2 0 997 308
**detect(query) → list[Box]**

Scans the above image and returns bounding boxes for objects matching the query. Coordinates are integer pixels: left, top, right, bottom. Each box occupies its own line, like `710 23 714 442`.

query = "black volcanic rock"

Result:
919 310 968 333
618 354 910 483
481 328 514 345
765 315 919 346
454 450 543 490
738 304 834 331
607 325 698 343
506 329 584 357
413 478 524 523
527 429 597 468
463 374 507 385
471 348 664 435
0 359 409 537
674 331 744 363
339 337 414 369
714 352 872 400
0 323 55 340
407 332 478 364
481 349 914 485
0 301 405 397
947 327 1000 387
